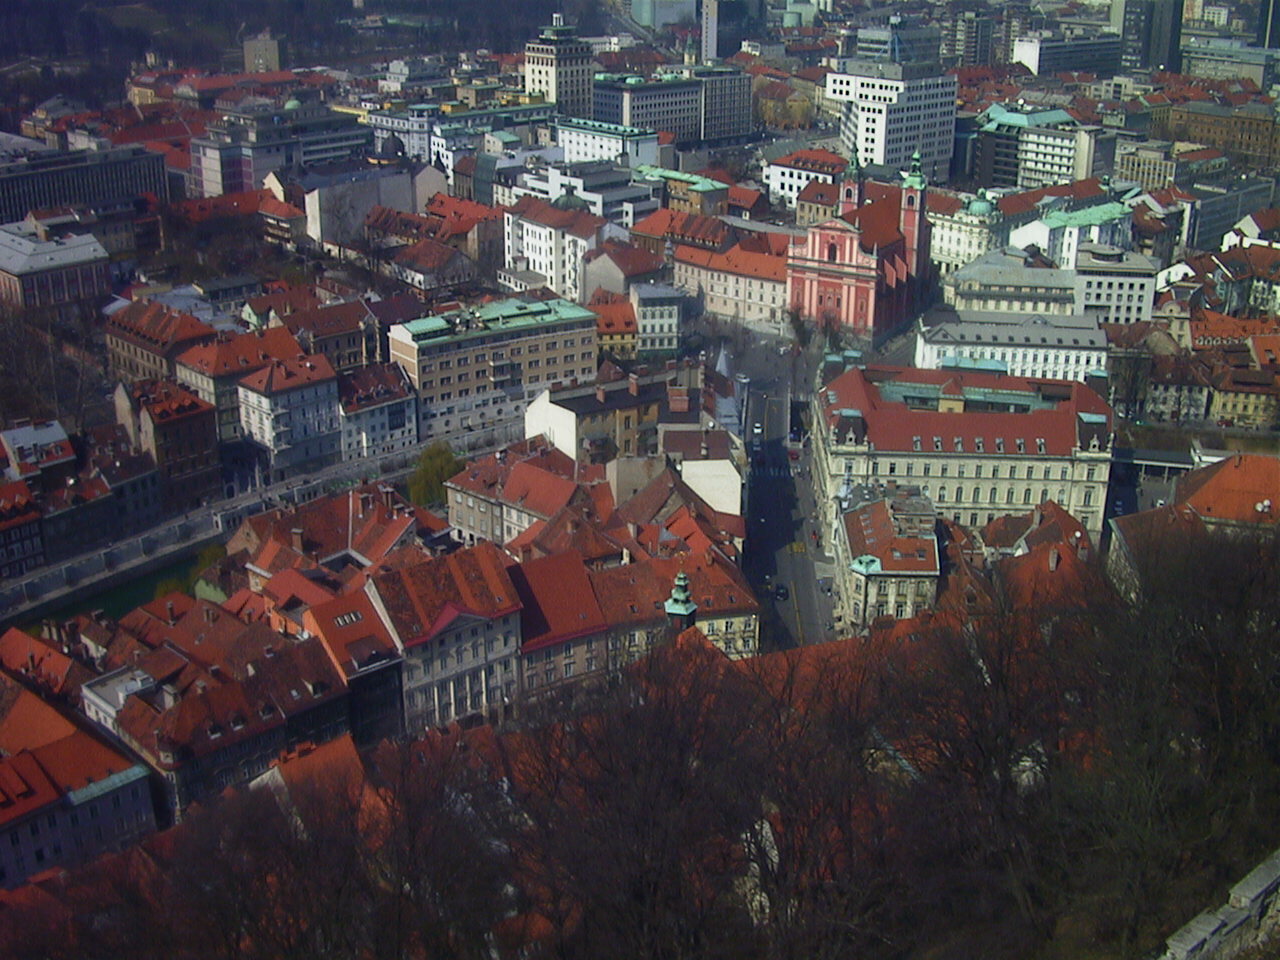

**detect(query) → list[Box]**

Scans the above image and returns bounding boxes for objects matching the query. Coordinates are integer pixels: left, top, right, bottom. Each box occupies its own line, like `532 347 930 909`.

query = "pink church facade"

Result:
786 156 932 341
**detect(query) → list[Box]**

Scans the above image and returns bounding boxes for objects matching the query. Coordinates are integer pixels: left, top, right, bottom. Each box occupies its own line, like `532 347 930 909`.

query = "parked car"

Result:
774 584 789 602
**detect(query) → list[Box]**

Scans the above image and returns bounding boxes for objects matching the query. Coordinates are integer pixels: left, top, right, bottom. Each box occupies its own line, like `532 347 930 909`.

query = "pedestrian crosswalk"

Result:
753 467 797 480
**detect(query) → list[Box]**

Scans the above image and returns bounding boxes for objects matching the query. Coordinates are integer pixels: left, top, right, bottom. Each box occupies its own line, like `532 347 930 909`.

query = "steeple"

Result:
664 569 698 631
902 148 927 191
839 151 866 215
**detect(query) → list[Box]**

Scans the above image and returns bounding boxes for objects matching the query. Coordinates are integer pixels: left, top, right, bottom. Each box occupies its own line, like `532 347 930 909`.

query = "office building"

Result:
702 0 720 61
190 99 371 198
973 102 1108 190
593 67 751 145
0 221 110 322
1013 32 1122 76
855 16 942 63
1074 242 1158 325
1181 38 1280 88
525 14 595 120
826 62 956 181
0 146 168 224
1258 0 1280 49
556 117 660 166
1115 0 1182 72
915 309 1108 380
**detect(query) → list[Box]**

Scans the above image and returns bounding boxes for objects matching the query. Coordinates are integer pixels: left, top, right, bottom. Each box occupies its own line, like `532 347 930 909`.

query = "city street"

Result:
737 335 836 649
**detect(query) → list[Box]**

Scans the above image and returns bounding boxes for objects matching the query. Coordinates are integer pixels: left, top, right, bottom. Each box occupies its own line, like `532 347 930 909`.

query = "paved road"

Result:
738 336 836 649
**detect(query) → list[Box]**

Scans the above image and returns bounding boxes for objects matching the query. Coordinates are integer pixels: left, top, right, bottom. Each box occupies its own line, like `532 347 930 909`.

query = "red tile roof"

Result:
507 195 607 240
821 365 1112 456
337 362 412 414
106 300 214 358
589 299 637 336
631 208 730 249
238 353 336 394
583 239 665 278
770 148 847 174
131 379 214 425
278 300 371 340
393 236 462 273
507 551 608 654
303 591 398 680
674 242 786 283
1175 454 1280 526
997 178 1105 217
369 541 520 648
796 179 839 206
176 326 304 379
0 480 39 534
843 498 939 574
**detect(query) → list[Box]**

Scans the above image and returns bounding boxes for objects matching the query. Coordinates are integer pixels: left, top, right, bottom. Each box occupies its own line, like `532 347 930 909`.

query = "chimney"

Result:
166 600 176 625
291 527 304 552
596 384 606 404
381 484 394 509
628 373 639 396
1048 547 1060 572
1032 505 1042 527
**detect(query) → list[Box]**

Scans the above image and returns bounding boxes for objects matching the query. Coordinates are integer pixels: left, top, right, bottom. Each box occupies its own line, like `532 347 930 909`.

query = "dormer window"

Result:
1016 438 1026 453
1036 437 1046 454
933 436 942 451
995 438 1004 453
975 438 985 453
953 436 963 452
912 435 922 451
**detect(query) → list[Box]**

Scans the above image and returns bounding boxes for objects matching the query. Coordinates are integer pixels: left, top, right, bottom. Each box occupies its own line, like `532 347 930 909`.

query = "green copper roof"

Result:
664 570 698 617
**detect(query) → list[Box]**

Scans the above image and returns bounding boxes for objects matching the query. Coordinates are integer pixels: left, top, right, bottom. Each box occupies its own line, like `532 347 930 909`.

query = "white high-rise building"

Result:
701 0 720 62
826 61 956 181
525 14 595 119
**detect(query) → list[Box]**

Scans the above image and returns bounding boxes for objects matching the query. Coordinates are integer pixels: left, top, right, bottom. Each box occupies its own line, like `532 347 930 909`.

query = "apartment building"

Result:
0 675 155 889
675 241 787 337
114 379 221 514
237 354 342 483
105 300 216 384
834 483 941 629
387 295 599 452
175 326 305 442
813 364 1114 542
337 362 418 461
502 195 618 303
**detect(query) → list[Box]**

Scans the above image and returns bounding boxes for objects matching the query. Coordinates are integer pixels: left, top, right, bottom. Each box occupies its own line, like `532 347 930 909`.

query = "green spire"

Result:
664 569 697 619
902 148 927 191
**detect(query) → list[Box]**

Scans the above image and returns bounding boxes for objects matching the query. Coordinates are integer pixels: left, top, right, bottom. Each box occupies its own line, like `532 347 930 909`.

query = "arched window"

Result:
826 242 838 263
907 194 916 208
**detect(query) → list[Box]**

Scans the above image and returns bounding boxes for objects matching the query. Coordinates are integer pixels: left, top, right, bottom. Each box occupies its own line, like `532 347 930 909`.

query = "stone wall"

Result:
1162 851 1280 960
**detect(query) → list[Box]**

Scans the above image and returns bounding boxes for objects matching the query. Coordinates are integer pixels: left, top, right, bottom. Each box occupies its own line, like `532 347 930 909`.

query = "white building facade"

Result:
826 61 956 182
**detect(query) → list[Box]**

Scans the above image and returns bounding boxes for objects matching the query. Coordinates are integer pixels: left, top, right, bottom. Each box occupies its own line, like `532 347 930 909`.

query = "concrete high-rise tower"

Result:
701 0 720 63
525 13 595 119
